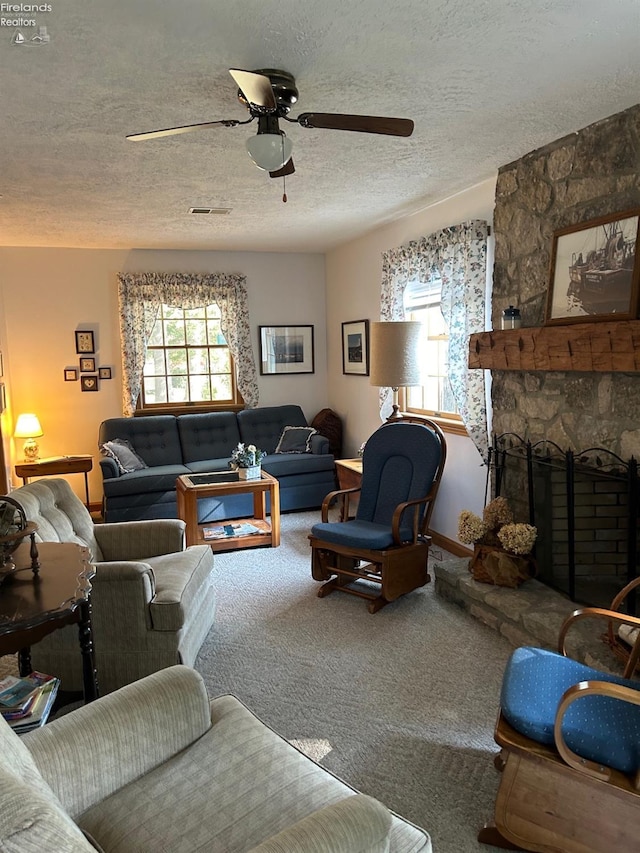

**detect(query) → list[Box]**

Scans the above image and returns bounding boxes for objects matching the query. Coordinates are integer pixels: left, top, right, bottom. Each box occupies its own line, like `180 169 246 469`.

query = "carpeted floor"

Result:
1 511 512 852
195 510 512 853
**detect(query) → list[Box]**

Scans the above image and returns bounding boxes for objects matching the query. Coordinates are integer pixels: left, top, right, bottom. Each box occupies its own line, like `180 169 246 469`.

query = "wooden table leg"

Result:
18 647 32 676
77 599 98 702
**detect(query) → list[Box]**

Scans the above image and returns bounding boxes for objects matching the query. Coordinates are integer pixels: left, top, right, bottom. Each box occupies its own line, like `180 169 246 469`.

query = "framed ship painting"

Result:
545 209 640 325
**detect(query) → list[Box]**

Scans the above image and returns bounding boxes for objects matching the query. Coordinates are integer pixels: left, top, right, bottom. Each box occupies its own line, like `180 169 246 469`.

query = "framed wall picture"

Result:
80 375 98 392
99 367 112 379
0 383 5 413
259 325 314 375
64 368 78 381
545 209 640 325
341 319 369 375
79 357 96 372
75 330 95 353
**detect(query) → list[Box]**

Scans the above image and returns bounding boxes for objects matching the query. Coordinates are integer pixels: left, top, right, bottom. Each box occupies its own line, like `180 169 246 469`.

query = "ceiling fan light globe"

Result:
246 133 293 171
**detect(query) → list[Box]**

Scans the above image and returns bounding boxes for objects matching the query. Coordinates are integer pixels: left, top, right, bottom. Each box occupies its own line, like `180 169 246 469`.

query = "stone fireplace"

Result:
474 103 640 604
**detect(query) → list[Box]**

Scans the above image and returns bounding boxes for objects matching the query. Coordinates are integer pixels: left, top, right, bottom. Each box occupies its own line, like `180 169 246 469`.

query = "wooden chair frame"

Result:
479 605 640 852
310 417 446 613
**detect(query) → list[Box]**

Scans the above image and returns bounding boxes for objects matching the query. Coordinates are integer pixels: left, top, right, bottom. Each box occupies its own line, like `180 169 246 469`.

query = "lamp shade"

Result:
14 413 43 438
246 133 293 171
369 321 424 388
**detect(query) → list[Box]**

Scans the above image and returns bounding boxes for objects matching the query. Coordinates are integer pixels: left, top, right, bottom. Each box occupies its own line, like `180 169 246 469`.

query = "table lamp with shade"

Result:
369 321 424 420
14 413 43 462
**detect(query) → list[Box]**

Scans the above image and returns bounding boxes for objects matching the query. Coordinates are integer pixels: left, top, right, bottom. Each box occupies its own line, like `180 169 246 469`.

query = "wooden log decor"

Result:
468 320 640 372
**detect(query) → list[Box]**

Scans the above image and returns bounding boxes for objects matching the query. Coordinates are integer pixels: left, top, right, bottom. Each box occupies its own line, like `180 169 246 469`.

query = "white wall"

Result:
324 178 496 543
0 247 326 502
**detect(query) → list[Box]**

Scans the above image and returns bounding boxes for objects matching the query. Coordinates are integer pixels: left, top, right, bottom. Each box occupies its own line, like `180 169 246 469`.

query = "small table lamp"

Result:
369 321 424 420
14 413 43 462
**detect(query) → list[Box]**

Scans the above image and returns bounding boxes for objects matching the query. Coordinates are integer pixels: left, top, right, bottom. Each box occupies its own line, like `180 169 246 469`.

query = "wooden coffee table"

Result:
176 471 280 551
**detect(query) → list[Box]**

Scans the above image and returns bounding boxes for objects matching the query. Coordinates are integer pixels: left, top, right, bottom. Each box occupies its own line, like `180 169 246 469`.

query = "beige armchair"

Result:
9 478 216 694
0 666 432 852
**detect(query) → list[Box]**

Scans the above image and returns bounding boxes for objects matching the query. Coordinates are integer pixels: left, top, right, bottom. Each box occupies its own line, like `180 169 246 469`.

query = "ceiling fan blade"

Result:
127 119 244 141
229 68 277 111
269 158 295 179
295 113 414 137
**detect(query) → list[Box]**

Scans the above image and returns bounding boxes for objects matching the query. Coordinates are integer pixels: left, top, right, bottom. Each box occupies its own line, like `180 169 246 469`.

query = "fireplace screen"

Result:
489 433 640 608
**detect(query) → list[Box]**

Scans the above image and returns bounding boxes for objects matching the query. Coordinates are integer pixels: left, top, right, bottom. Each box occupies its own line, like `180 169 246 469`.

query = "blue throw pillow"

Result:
100 439 148 474
275 426 317 454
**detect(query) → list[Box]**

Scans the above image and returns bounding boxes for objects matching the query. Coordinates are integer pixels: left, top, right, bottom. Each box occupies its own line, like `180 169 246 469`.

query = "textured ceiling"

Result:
1 0 640 253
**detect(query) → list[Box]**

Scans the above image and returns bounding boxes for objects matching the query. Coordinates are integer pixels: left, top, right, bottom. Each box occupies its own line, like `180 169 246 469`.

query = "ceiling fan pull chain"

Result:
282 135 288 202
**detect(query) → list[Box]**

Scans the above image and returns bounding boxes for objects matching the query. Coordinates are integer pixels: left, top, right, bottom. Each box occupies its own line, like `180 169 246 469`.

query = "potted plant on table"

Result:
230 443 266 480
458 497 538 588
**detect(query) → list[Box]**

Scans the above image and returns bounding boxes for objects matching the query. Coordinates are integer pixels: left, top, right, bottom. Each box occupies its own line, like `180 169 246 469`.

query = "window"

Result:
403 279 464 431
139 303 240 410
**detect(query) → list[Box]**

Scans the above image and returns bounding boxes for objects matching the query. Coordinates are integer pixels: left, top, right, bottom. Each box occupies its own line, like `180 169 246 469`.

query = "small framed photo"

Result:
79 357 96 372
0 383 5 413
342 319 370 375
546 209 640 325
98 367 112 380
259 325 315 375
80 375 99 392
75 330 95 353
64 368 78 381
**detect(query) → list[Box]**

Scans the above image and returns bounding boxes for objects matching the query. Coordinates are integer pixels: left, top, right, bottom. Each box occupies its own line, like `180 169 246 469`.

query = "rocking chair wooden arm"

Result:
558 606 640 678
391 495 432 545
320 486 361 522
554 679 640 786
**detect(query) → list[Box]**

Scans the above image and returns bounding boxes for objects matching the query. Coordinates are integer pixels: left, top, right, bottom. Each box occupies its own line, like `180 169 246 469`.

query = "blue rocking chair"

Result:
309 417 446 613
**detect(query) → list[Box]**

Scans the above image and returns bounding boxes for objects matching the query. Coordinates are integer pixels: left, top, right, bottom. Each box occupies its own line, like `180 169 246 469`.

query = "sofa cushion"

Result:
100 439 148 474
262 452 335 478
177 412 242 463
237 405 308 454
275 425 317 454
98 416 183 468
101 465 190 498
148 545 216 632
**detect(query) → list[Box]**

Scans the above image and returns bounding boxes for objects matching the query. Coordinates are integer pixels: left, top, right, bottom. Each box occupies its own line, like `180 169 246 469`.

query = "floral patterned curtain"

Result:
380 220 489 459
117 272 259 416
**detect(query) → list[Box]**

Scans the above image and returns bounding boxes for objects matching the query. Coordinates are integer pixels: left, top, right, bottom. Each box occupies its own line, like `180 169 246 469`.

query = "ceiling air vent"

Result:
188 207 231 215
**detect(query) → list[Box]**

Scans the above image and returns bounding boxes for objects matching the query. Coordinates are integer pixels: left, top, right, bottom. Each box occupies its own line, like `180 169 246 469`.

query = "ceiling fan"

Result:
126 68 414 185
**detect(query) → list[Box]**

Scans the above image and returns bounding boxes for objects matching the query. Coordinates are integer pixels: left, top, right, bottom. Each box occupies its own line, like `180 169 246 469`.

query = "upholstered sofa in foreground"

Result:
1 666 432 852
99 404 337 522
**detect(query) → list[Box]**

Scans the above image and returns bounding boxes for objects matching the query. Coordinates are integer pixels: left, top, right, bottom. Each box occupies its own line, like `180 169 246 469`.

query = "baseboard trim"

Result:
429 531 472 558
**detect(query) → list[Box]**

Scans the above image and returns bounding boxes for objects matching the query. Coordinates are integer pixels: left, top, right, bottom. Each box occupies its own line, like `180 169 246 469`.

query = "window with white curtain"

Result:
403 277 461 422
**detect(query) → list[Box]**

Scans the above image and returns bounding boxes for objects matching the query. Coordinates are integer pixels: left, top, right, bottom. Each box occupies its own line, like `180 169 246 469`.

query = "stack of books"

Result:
0 671 60 733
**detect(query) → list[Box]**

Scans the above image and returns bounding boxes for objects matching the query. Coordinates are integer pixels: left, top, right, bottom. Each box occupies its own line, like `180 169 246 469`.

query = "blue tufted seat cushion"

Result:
501 646 640 775
311 520 398 550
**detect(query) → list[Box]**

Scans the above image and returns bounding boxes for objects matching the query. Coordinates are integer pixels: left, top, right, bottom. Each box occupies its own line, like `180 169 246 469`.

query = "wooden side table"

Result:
0 541 98 703
334 458 362 519
15 455 93 509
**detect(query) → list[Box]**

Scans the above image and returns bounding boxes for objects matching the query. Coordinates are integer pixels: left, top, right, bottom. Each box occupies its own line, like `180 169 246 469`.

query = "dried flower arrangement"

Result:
458 497 538 587
458 497 537 555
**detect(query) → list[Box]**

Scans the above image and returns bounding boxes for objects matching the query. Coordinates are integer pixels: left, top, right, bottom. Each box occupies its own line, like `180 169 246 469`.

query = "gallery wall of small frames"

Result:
64 329 113 392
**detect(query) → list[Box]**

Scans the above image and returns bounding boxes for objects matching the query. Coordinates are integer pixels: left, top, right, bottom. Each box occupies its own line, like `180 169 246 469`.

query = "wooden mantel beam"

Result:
468 320 640 372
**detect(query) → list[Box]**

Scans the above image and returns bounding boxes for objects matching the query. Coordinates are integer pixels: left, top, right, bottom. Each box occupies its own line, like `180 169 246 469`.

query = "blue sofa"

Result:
98 405 337 523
